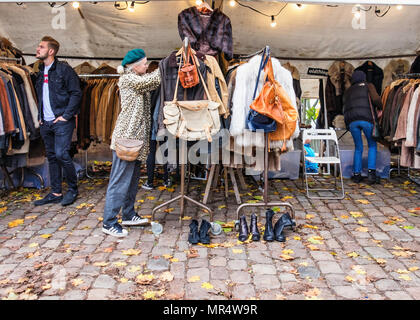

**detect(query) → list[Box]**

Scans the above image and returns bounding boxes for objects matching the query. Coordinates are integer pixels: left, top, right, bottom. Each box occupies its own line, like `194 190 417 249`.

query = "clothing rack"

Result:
79 73 119 179
0 56 44 189
0 56 22 63
234 45 296 229
396 73 420 79
150 37 222 236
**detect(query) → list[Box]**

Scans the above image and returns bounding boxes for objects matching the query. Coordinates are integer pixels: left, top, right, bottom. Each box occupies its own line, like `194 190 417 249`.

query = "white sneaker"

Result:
122 214 149 226
102 223 128 237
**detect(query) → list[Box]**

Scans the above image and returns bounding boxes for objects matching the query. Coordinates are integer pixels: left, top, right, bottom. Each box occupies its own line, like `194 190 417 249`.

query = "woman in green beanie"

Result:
102 49 161 237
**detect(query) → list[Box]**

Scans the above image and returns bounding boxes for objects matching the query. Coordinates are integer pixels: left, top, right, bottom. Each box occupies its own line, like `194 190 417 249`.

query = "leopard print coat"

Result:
110 69 161 161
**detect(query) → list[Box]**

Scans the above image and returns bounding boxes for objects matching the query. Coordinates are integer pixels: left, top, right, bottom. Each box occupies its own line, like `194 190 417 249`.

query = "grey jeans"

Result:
103 151 141 227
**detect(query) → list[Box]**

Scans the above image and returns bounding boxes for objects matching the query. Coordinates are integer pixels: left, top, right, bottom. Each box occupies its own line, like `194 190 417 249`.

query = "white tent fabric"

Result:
0 1 418 73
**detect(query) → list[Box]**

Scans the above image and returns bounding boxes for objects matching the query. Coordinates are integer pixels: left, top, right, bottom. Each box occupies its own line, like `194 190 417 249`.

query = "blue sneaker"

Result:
102 223 128 238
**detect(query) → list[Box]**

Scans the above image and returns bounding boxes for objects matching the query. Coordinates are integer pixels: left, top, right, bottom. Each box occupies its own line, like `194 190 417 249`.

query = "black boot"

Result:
188 219 200 244
273 213 296 242
351 173 363 183
367 169 377 185
238 215 249 242
263 209 275 242
198 219 211 244
273 219 286 242
250 213 260 241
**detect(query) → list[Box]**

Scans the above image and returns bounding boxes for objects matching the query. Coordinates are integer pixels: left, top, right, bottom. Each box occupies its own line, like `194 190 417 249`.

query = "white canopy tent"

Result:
0 0 419 74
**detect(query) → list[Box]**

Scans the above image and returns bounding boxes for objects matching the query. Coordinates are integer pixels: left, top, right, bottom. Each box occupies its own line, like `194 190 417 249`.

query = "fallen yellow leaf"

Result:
282 249 294 255
113 261 127 267
136 273 155 284
28 243 39 248
340 215 349 219
293 236 302 240
158 186 166 191
232 249 243 254
162 254 173 260
280 254 295 261
303 224 318 229
347 252 359 258
25 215 38 220
355 227 369 232
307 244 319 251
356 199 370 205
143 289 165 300
40 234 52 239
93 262 109 267
201 282 214 290
71 278 84 286
8 219 24 228
122 249 141 256
345 276 355 282
364 192 375 196
350 211 363 218
305 214 315 220
170 258 179 263
396 269 410 274
146 196 155 200
375 259 387 264
188 275 200 283
399 274 411 281
181 216 192 220
120 278 129 283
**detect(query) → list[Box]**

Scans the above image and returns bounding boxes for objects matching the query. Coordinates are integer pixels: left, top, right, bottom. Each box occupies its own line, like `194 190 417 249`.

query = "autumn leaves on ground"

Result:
0 174 420 300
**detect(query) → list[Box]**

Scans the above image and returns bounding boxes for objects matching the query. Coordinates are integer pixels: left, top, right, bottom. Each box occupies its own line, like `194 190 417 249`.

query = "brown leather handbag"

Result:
115 138 143 161
178 45 199 89
249 58 298 150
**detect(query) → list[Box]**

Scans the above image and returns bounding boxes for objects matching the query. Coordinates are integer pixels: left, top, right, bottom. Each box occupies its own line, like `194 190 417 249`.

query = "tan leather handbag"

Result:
115 138 143 161
179 45 199 89
163 54 220 142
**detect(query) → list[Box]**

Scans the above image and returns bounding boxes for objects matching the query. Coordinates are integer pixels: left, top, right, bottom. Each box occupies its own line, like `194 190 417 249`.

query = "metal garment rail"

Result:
79 74 119 179
235 133 296 231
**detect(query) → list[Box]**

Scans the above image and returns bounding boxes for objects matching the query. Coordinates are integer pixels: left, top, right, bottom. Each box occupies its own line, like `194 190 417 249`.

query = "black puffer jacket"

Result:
34 59 82 121
343 81 382 128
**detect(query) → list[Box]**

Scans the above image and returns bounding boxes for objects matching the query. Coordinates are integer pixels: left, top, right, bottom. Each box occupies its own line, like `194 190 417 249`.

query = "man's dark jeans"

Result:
40 118 78 194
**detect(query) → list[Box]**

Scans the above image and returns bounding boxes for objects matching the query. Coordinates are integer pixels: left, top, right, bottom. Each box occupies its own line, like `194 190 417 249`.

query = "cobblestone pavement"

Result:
0 172 419 300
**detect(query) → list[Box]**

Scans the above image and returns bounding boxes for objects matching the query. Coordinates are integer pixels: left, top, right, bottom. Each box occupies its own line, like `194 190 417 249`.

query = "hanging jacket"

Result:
355 61 384 95
382 59 410 91
229 54 298 151
410 55 420 74
178 7 233 60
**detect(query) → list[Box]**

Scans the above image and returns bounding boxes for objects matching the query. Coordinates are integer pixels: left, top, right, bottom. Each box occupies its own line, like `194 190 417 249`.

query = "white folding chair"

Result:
301 128 345 200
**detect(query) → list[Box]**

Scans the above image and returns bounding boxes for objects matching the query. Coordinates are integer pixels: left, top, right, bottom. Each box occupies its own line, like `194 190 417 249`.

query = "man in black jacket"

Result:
33 36 82 206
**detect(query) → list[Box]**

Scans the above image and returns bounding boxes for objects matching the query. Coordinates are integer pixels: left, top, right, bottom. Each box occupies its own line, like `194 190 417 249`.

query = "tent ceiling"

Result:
0 1 419 60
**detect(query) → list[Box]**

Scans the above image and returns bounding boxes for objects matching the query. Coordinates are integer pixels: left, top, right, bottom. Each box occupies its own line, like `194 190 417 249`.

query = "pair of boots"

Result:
188 219 211 244
264 209 295 242
238 213 260 242
352 170 380 185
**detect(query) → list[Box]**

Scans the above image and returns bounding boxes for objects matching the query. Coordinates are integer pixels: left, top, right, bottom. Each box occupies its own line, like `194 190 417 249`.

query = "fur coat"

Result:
328 60 355 96
229 55 299 150
382 59 411 92
178 7 233 60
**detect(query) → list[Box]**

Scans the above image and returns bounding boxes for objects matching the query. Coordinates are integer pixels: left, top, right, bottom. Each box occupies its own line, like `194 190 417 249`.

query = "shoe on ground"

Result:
61 190 78 206
351 173 363 183
367 169 378 185
122 214 149 226
141 181 154 190
33 193 63 206
102 223 128 237
163 179 172 188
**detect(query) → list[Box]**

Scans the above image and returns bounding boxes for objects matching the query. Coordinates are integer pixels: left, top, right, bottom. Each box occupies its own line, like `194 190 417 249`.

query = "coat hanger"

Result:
196 0 213 14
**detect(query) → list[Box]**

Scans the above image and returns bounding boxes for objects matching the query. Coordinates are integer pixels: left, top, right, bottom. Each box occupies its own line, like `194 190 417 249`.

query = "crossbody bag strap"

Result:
172 51 184 103
195 55 212 100
252 48 270 100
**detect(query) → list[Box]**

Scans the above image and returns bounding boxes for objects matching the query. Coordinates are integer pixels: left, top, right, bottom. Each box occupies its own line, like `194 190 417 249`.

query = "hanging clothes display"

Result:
74 62 97 75
283 62 302 105
355 60 384 95
410 54 420 74
381 77 420 168
178 6 233 61
382 59 410 92
0 62 39 162
0 37 26 64
229 53 299 154
77 77 120 150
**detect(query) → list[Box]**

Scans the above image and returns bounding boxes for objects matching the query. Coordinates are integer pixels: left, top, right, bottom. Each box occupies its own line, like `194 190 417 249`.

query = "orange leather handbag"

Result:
250 58 298 150
179 45 199 89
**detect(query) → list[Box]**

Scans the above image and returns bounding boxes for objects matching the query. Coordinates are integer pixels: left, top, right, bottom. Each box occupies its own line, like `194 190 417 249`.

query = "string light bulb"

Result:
128 1 135 12
72 2 80 9
229 0 236 7
397 5 403 10
270 16 277 28
196 0 203 5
